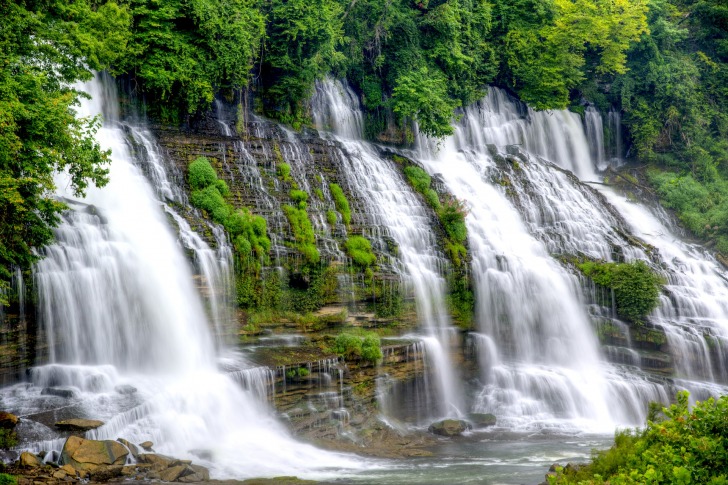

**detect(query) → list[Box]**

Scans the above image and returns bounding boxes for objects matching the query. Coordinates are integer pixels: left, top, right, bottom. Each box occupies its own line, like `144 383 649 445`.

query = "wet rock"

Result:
41 387 77 399
19 452 42 468
159 464 188 482
60 464 76 476
55 419 104 432
139 441 154 451
137 452 174 468
89 464 123 481
60 436 128 471
0 412 19 429
468 413 496 428
428 419 471 437
117 438 139 457
114 385 137 395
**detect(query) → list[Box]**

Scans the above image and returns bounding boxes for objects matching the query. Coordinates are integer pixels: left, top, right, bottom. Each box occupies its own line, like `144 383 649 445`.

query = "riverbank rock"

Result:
428 419 471 437
60 436 128 471
468 413 496 428
19 452 41 468
0 412 19 429
55 419 104 432
114 384 137 395
117 438 140 457
140 440 154 451
41 387 77 398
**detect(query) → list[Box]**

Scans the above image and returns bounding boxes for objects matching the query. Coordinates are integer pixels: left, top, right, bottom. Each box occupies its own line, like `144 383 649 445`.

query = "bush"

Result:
277 162 291 182
345 236 376 268
289 189 308 209
0 474 16 485
329 183 351 227
404 165 432 193
550 392 728 484
0 429 17 450
438 197 468 244
361 334 382 362
577 260 664 325
283 205 320 264
326 209 337 226
333 332 381 364
188 157 218 190
190 185 229 223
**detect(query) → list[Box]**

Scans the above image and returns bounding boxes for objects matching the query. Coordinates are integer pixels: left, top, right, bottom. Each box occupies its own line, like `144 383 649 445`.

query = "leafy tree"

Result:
0 0 130 303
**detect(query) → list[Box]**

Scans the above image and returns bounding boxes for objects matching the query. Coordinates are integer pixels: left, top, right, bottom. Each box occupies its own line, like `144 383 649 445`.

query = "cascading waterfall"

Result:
2 74 360 479
311 79 464 419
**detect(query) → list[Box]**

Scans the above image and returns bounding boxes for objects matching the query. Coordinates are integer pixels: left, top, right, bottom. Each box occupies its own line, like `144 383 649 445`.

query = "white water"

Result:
311 79 464 418
2 75 360 479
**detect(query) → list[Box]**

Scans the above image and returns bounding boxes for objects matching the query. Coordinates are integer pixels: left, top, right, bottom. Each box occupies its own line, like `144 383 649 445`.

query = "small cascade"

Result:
584 106 606 171
606 109 625 165
311 79 463 419
1 74 362 480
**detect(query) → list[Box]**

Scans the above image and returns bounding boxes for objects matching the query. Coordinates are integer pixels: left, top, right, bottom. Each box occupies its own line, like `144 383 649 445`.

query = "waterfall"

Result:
3 74 360 479
311 79 464 419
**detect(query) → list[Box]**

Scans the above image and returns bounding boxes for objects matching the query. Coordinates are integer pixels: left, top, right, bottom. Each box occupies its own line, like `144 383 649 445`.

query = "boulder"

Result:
41 387 77 399
468 413 497 428
60 464 76 476
178 465 210 482
139 441 154 451
55 419 104 432
159 465 188 482
19 452 42 468
0 412 19 429
89 464 123 481
60 436 128 472
428 419 471 437
137 452 175 468
117 438 139 457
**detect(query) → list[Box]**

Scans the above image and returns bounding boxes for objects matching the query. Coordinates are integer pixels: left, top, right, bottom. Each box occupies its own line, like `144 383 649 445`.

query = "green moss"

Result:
188 157 218 190
282 205 320 264
326 209 337 226
403 165 431 193
345 236 376 269
329 183 351 227
289 189 308 209
276 162 291 182
0 430 17 450
577 260 664 325
314 188 324 200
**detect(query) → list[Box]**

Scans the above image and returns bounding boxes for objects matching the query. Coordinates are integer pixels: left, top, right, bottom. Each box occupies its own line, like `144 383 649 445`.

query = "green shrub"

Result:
188 157 218 190
333 332 381 364
314 188 324 200
577 260 664 325
0 429 17 450
329 183 351 227
438 197 468 244
283 205 320 264
326 209 337 226
404 165 432 193
215 179 230 197
190 185 229 223
550 392 728 484
277 162 291 182
345 236 376 268
424 188 441 210
289 189 308 209
0 474 16 485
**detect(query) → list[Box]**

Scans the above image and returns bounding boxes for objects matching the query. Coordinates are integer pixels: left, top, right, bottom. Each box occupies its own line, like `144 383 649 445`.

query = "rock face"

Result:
60 436 128 471
140 440 154 451
468 413 497 428
55 419 104 431
428 419 472 437
41 387 77 398
0 412 19 429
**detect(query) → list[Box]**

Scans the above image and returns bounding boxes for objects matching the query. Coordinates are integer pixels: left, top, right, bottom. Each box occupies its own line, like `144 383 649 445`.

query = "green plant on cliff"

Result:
0 429 18 450
282 205 320 264
549 391 728 484
577 260 664 325
328 183 351 227
0 474 16 485
333 332 382 364
187 157 270 266
345 236 376 270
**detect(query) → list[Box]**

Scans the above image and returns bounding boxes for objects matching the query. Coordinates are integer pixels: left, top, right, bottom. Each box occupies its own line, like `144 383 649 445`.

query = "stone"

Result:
114 385 137 395
52 471 66 480
117 438 139 457
427 419 471 437
139 441 153 451
158 465 188 482
468 413 496 428
89 465 123 481
137 452 174 468
0 412 19 429
60 465 76 476
19 452 42 468
121 465 138 477
55 419 104 432
41 388 77 399
60 436 128 471
189 464 210 481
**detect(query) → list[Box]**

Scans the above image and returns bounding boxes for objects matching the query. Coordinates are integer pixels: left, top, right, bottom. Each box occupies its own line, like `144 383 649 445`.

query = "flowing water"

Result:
311 79 464 419
0 75 359 479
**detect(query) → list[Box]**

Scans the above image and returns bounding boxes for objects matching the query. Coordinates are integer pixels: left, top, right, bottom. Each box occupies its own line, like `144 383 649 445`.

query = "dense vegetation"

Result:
577 260 664 325
549 392 728 484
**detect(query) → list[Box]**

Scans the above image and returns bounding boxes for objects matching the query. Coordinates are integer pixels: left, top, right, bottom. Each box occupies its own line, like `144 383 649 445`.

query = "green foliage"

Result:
282 205 320 264
188 157 218 190
115 0 264 117
333 332 382 364
289 189 308 209
438 197 468 245
404 166 432 194
328 183 351 227
0 0 131 298
345 236 376 269
578 260 664 325
0 429 18 450
277 162 291 182
0 474 16 485
326 209 337 226
550 392 728 484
